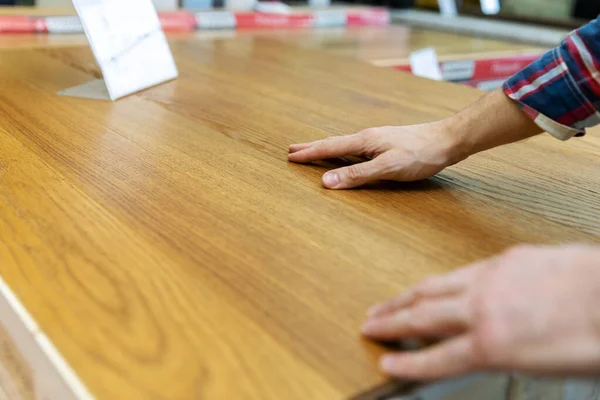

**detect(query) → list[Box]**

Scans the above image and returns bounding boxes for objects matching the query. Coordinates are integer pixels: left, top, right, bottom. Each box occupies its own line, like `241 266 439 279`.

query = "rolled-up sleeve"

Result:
503 19 600 140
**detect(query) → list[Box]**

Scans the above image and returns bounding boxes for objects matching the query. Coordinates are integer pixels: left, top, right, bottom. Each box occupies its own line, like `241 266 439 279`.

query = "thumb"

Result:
322 158 387 189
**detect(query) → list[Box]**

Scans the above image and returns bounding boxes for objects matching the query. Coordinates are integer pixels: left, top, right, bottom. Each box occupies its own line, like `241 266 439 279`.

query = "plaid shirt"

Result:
503 18 600 140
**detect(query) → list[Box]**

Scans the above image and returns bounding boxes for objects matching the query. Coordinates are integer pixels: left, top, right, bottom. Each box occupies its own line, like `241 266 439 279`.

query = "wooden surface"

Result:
0 20 600 400
0 6 74 16
248 25 546 62
0 23 544 58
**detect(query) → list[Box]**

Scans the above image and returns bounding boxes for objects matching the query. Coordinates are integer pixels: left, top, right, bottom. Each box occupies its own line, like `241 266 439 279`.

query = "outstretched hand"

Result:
288 123 463 189
289 90 544 190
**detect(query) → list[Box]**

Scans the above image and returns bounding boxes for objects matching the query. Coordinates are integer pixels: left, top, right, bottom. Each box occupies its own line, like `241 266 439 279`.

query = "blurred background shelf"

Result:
2 0 597 29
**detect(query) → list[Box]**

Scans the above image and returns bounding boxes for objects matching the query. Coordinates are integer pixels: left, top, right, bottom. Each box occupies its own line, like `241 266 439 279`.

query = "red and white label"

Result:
45 16 84 34
394 65 412 73
346 9 390 26
158 11 197 31
445 54 539 81
0 8 390 34
235 13 312 29
0 16 45 33
393 53 541 82
441 60 476 81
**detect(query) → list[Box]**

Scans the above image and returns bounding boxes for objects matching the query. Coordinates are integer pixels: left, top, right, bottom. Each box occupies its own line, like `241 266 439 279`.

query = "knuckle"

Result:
469 299 513 369
360 128 379 138
405 314 422 331
471 325 505 368
316 137 336 149
345 165 363 182
412 277 440 298
358 128 380 154
418 275 442 293
408 304 432 329
412 284 427 299
317 138 333 147
311 141 325 150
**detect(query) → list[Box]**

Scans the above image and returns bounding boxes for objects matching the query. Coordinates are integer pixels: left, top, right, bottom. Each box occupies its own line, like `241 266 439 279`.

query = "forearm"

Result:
439 17 600 165
437 88 543 164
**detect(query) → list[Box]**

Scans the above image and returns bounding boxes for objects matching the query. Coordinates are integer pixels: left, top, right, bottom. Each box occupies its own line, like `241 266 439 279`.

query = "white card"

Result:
481 0 500 15
308 0 331 7
254 2 292 14
437 0 457 16
65 0 178 101
45 16 84 34
409 47 442 81
312 10 347 27
58 79 112 100
195 12 237 30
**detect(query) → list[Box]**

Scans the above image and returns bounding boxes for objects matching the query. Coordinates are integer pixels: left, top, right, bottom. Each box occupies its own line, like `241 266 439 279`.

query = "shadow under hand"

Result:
355 179 444 192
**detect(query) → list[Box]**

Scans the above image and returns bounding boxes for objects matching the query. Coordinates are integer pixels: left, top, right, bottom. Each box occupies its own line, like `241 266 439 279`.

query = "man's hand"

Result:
288 123 461 189
289 89 542 189
362 245 600 380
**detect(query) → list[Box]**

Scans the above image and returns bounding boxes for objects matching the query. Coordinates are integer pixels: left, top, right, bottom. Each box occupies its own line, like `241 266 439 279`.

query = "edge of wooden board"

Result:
0 276 93 400
370 49 545 67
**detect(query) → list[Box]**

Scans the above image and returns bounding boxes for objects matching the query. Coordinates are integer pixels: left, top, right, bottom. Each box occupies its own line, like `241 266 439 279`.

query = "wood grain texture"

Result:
0 32 599 400
0 6 74 16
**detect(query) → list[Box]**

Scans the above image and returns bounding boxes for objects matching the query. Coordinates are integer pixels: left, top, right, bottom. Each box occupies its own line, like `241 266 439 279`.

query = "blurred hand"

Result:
362 245 600 380
288 122 463 189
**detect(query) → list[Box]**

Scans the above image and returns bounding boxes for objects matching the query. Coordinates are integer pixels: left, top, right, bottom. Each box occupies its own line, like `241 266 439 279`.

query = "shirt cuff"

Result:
503 81 584 141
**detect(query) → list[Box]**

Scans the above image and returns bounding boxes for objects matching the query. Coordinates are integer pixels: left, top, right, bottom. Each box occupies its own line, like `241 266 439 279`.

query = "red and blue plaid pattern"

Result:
503 19 600 140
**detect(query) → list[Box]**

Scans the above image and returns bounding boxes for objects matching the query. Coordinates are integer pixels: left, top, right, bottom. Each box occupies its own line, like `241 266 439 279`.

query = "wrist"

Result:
434 89 543 165
431 116 473 167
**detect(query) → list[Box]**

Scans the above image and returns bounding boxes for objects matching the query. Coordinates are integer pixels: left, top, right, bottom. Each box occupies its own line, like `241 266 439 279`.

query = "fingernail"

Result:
323 172 340 188
380 355 395 371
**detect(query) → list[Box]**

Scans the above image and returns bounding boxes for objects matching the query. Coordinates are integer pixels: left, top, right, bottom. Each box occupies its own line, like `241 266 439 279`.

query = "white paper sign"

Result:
409 47 442 81
254 2 292 14
195 12 237 30
481 0 500 15
61 0 178 101
45 16 84 33
309 0 331 7
312 10 347 27
437 0 457 16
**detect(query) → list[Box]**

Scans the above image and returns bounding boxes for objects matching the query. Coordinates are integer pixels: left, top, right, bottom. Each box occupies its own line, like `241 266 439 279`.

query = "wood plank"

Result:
0 6 74 16
0 34 598 399
260 25 546 61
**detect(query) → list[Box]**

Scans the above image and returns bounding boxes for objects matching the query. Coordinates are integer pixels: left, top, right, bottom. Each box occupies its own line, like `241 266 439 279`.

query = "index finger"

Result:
367 263 486 319
288 134 366 164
